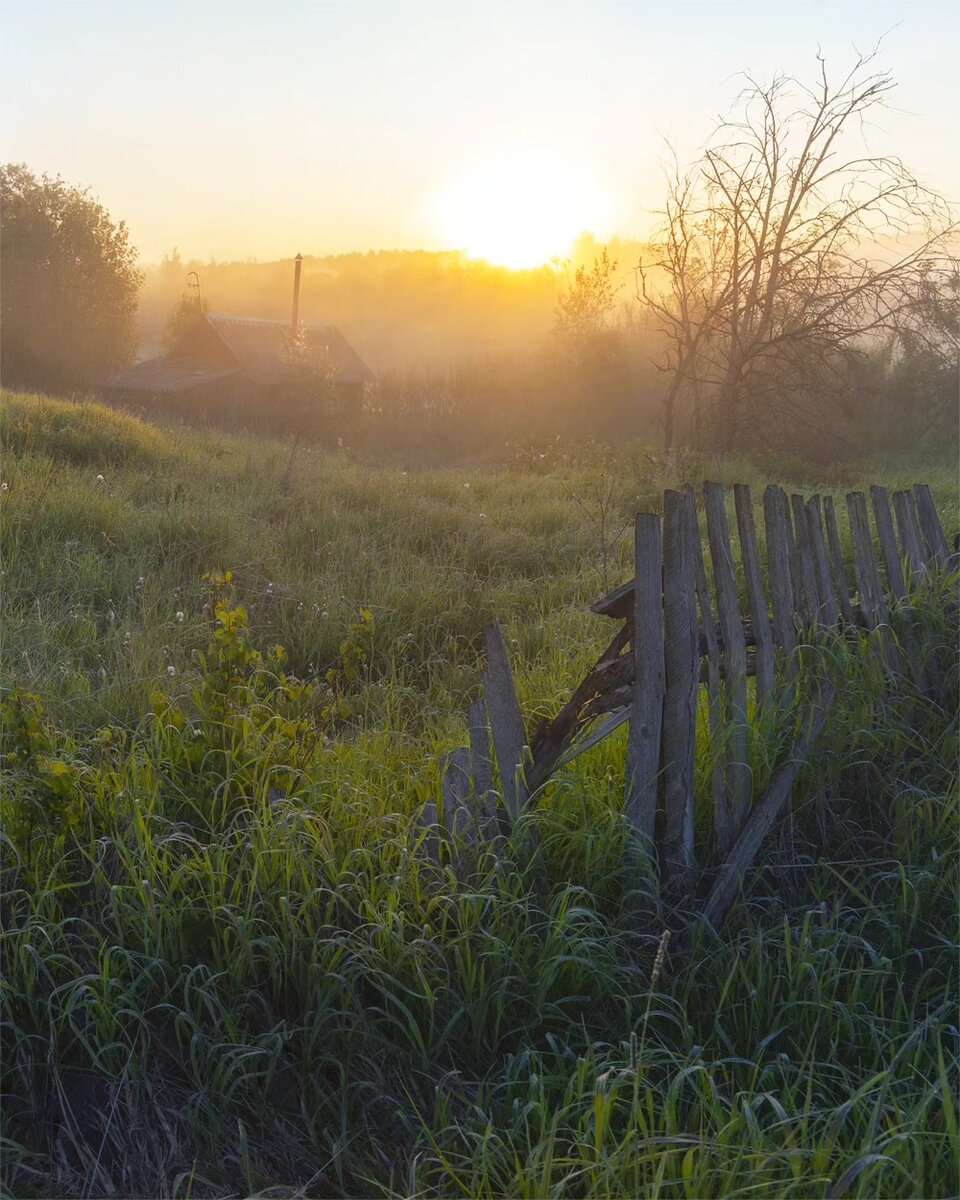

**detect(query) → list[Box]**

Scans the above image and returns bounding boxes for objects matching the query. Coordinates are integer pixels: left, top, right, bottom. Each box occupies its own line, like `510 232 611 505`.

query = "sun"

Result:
435 151 608 269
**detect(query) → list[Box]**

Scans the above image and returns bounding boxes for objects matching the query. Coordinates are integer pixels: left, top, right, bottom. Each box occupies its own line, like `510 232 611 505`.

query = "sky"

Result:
1 0 958 265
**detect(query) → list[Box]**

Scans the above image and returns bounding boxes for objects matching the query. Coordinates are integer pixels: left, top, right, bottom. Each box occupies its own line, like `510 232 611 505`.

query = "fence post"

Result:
624 512 664 851
791 493 821 625
847 492 899 672
892 490 927 584
763 485 797 655
661 490 698 893
913 484 950 569
687 484 724 817
870 485 907 601
805 496 839 627
703 482 750 853
822 495 856 626
734 484 775 702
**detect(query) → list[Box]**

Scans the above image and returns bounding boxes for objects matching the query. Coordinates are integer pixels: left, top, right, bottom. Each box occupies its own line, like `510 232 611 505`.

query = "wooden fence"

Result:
423 481 956 930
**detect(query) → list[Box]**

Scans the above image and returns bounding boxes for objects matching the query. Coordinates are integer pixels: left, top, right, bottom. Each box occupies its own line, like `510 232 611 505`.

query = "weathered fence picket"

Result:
661 490 698 892
624 513 664 847
703 481 750 853
435 477 954 931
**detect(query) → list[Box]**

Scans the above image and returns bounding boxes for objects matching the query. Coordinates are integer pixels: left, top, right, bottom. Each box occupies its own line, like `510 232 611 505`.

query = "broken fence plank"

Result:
482 621 528 823
624 511 664 849
913 484 950 569
822 495 856 627
805 496 839 627
703 481 750 854
698 681 836 934
870 485 907 602
661 490 698 892
734 483 775 701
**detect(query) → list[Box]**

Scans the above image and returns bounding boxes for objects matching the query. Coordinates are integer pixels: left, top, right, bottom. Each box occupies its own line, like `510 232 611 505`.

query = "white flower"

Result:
98 667 107 679
166 664 176 677
175 611 184 623
0 482 7 492
463 482 470 488
266 581 274 593
479 513 487 520
95 474 105 483
107 610 116 622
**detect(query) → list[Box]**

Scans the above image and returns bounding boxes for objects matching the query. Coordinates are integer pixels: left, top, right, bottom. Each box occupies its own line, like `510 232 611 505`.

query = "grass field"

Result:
1 389 958 1199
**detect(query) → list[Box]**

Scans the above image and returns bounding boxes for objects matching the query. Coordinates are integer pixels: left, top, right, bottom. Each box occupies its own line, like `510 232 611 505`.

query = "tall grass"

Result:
1 390 957 1198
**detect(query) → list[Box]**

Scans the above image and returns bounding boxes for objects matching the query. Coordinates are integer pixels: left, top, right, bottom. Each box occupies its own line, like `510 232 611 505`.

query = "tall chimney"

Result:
291 252 303 333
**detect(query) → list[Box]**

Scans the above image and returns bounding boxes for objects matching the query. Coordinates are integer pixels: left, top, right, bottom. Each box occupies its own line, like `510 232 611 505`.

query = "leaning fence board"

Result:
442 747 474 844
822 496 855 627
624 512 664 848
805 496 839 627
703 482 750 852
913 484 950 569
661 490 698 890
763 486 797 655
482 622 528 822
791 493 821 624
870 485 906 601
892 490 927 584
734 484 775 701
698 682 835 933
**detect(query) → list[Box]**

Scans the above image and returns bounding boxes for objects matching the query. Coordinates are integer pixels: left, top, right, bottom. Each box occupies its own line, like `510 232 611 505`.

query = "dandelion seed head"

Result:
95 474 105 483
175 611 184 623
166 664 176 677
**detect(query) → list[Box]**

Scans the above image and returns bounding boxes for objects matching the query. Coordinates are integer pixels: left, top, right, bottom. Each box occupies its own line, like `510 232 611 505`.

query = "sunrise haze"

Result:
2 0 958 265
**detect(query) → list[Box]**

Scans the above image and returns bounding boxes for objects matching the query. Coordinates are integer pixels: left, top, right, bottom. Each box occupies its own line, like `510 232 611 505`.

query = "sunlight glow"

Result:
435 152 609 269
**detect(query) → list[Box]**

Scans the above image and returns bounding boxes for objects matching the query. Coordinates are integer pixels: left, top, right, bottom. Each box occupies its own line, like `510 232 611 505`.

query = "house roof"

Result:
103 313 376 393
102 357 238 394
205 314 376 386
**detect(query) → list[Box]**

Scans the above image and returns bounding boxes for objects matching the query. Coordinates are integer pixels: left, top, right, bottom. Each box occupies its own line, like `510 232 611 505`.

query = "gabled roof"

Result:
102 313 376 394
204 314 376 386
102 357 238 394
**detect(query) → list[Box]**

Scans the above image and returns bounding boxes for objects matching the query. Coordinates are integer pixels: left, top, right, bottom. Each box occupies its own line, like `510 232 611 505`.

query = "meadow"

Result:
1 389 957 1199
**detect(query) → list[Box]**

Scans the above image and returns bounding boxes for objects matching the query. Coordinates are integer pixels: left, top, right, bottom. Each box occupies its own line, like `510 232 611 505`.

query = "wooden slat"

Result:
734 484 775 701
442 747 474 844
482 622 528 823
762 485 797 654
467 698 497 837
822 495 856 626
913 484 950 569
661 490 698 891
847 492 898 671
892 490 927 585
791 493 820 625
624 512 664 849
805 496 839 627
698 682 835 933
686 484 724 817
703 482 750 853
870 485 906 601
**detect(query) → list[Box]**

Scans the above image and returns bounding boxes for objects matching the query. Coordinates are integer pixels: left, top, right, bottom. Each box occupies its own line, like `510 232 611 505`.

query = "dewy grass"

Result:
1 390 958 1199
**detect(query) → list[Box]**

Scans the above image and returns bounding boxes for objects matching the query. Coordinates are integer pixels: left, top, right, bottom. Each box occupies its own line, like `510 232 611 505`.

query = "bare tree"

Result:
639 51 956 452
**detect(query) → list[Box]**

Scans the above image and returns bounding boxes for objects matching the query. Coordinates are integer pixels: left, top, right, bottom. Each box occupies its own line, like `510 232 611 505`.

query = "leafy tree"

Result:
160 291 203 355
554 248 618 362
1 164 142 391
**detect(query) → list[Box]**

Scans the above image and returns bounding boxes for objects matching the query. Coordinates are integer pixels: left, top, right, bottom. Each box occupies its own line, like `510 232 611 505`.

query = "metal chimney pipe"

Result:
291 252 303 333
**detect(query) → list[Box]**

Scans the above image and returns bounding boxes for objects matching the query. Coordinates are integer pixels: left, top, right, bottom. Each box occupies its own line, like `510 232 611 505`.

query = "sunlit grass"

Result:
1 389 957 1198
